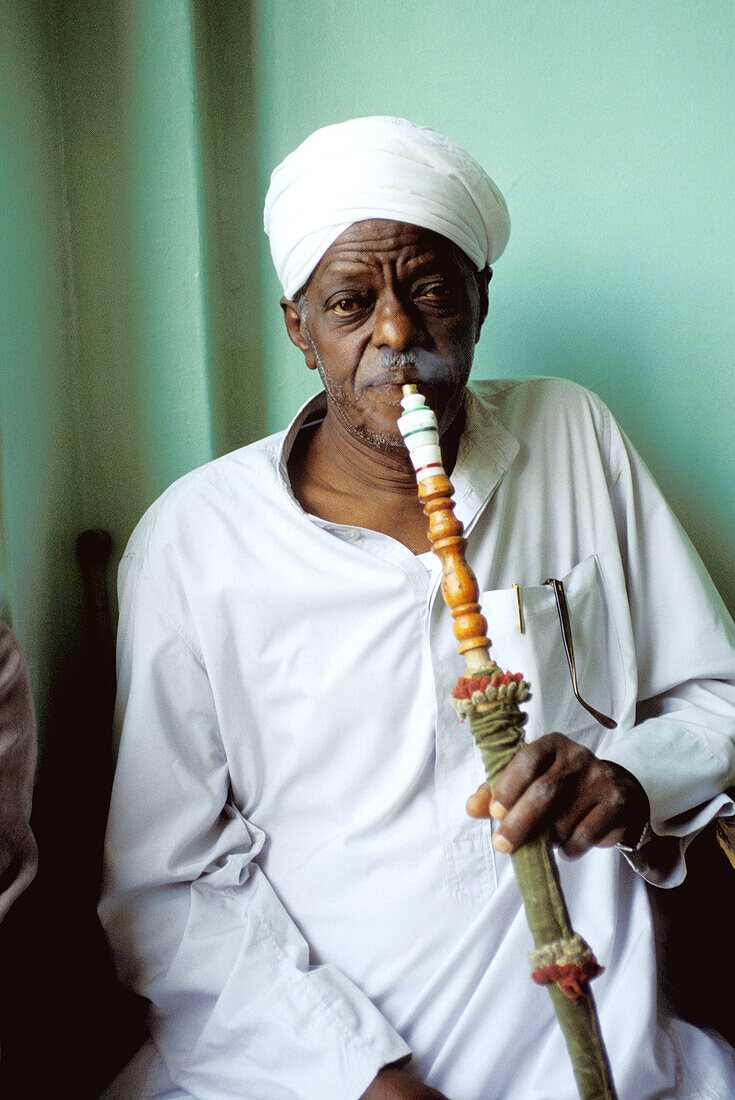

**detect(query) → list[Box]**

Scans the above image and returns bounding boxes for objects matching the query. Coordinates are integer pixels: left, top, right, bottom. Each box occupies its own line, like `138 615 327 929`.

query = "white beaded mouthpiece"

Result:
398 385 447 482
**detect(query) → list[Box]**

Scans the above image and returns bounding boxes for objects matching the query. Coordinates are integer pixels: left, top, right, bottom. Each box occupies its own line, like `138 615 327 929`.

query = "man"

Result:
100 117 735 1098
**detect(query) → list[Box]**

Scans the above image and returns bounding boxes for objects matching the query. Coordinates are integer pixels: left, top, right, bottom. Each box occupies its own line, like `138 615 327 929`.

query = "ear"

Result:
474 268 491 343
280 296 317 370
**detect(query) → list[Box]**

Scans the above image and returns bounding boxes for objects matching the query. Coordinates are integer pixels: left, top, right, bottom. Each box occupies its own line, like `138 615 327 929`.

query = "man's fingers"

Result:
559 803 627 858
547 801 589 850
490 738 558 815
491 765 578 852
466 782 492 818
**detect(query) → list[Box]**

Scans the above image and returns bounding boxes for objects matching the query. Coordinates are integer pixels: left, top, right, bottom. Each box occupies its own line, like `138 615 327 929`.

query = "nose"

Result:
371 288 421 351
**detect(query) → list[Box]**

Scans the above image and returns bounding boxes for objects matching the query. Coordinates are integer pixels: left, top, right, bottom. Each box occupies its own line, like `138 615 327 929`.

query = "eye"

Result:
333 297 359 314
329 293 370 316
415 280 453 304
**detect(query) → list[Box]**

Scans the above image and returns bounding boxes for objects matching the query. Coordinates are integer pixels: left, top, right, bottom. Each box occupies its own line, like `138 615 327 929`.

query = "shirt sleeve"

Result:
98 550 410 1099
596 407 735 886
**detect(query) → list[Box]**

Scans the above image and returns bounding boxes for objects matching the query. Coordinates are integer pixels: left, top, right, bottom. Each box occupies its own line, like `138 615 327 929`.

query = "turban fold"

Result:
264 116 510 298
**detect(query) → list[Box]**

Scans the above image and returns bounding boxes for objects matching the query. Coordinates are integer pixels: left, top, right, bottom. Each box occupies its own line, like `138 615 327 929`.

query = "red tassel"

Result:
452 671 522 699
531 958 604 1003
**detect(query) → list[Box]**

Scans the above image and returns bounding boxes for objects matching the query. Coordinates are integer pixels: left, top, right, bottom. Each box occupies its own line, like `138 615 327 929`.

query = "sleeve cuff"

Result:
616 795 735 887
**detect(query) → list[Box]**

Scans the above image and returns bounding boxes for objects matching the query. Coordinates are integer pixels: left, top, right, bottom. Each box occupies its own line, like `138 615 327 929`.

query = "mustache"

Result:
377 349 450 386
381 351 418 374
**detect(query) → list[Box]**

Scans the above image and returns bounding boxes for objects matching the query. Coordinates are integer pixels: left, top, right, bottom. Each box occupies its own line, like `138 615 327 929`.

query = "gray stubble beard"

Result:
302 325 410 454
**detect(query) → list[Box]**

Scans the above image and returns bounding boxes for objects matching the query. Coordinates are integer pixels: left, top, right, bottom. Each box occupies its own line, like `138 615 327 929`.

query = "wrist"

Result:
600 759 651 850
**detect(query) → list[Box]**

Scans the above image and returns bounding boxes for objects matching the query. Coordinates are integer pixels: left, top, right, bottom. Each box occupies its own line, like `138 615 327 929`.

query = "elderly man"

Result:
100 118 735 1099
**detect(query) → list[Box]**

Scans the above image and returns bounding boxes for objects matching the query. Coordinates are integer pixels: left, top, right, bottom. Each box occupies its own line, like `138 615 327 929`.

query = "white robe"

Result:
100 378 735 1099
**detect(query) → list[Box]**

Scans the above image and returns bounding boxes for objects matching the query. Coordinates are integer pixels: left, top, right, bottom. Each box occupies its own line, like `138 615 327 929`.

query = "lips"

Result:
365 371 416 388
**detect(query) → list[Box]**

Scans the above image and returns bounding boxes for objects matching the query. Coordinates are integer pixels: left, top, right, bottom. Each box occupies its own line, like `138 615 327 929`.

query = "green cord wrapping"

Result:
468 703 618 1100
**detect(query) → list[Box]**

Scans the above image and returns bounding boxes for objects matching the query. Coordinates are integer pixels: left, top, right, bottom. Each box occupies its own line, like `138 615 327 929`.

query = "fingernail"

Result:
489 800 507 821
493 834 512 853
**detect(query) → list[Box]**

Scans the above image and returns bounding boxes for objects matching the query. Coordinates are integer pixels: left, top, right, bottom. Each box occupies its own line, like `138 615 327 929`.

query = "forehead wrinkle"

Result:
323 219 453 261
316 242 465 286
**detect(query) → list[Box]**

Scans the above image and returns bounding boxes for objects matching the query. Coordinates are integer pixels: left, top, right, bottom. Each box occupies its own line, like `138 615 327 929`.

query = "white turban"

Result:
263 116 510 298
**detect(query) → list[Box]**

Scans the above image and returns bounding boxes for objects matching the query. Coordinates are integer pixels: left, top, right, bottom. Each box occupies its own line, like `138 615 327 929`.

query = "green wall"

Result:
54 0 216 555
1 0 263 752
49 0 266 594
0 1 86 740
2 0 735 759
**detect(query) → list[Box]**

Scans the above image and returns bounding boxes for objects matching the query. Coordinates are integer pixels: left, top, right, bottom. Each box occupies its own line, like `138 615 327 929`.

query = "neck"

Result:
319 408 421 493
315 394 464 491
287 395 466 551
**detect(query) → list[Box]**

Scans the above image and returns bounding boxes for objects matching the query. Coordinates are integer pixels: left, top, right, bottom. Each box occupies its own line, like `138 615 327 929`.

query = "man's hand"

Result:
466 733 650 857
360 1066 450 1099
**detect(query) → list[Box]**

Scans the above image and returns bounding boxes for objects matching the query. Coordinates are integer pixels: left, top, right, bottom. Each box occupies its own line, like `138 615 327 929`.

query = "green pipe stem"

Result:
469 704 617 1100
511 838 617 1100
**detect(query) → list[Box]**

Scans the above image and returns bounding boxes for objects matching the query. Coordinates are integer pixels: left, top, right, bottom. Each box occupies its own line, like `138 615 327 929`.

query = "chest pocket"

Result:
479 555 628 746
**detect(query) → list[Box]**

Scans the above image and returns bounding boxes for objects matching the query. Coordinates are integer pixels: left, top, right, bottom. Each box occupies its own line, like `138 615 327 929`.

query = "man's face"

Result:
281 219 489 452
